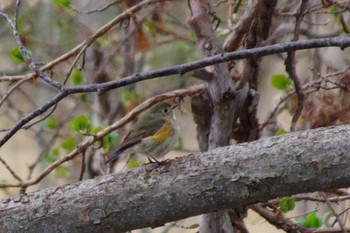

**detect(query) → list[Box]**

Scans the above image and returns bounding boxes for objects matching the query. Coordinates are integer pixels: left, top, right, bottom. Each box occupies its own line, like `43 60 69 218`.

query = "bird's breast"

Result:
151 121 175 143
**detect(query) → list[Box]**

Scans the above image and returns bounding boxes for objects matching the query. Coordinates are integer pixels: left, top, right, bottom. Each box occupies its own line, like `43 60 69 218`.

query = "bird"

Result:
105 101 180 164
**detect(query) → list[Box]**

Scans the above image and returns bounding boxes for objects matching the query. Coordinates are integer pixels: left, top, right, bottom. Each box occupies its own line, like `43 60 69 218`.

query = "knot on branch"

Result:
203 41 213 51
222 88 236 102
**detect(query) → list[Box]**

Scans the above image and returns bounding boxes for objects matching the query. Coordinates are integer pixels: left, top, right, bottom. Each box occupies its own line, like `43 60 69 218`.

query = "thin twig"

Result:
0 75 32 108
250 203 312 233
79 151 86 181
63 44 89 85
270 194 350 204
321 192 347 233
22 104 58 130
72 0 122 14
286 0 308 131
0 156 22 182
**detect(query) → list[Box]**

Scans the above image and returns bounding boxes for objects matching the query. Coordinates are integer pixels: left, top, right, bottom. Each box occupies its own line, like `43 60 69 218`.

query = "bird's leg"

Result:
146 155 161 163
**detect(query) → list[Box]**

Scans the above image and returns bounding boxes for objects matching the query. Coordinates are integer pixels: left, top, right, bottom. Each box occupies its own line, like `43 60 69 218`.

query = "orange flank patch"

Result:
151 121 173 143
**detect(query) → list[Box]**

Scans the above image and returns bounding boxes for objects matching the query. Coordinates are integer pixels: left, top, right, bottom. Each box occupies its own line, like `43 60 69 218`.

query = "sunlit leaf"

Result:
71 69 83 85
52 147 60 156
279 197 295 213
271 74 291 91
91 127 103 134
44 154 56 163
11 47 24 64
127 159 143 169
61 137 76 152
54 0 71 8
305 213 322 228
46 117 58 130
103 132 119 150
44 148 60 163
56 165 70 178
119 89 133 104
70 115 92 133
274 128 288 136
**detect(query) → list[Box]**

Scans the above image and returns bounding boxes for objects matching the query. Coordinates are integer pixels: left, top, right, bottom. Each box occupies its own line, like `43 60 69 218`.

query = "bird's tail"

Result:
105 150 122 164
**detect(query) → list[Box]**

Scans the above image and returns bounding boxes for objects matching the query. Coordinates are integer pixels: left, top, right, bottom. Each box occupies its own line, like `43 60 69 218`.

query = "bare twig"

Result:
266 193 350 204
321 192 347 233
251 203 312 233
223 0 257 51
286 0 308 131
79 151 86 181
72 0 122 14
0 75 32 108
314 228 350 233
0 156 22 182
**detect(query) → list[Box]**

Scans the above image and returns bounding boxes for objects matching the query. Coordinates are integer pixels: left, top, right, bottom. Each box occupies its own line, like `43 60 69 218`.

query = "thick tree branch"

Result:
1 124 350 232
188 0 236 231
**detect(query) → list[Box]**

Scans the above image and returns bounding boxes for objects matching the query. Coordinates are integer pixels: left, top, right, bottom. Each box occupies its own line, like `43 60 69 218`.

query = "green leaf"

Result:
54 0 71 8
52 147 60 156
70 115 92 133
71 69 83 85
274 128 288 136
10 47 25 64
46 117 58 129
127 159 143 169
44 148 60 163
10 47 32 64
328 5 337 13
44 154 56 163
271 74 291 91
305 213 322 228
61 137 76 152
143 21 157 36
103 132 119 150
56 165 70 178
119 89 133 104
279 197 295 213
90 127 103 134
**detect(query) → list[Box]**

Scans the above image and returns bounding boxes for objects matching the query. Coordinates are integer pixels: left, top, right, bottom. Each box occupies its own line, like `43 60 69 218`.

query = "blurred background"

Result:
0 0 350 232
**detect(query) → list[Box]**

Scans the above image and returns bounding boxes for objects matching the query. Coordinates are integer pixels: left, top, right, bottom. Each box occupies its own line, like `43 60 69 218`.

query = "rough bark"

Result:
188 0 237 231
1 125 350 232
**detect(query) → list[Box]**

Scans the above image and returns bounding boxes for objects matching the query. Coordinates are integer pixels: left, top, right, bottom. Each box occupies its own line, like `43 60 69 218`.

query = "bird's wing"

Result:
105 119 164 163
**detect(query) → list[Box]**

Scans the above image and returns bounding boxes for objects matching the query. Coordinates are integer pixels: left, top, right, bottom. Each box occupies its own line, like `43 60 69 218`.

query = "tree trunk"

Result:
188 0 237 231
1 125 350 232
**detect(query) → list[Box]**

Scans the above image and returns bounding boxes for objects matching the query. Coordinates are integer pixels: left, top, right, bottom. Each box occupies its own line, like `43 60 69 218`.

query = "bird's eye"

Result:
162 108 169 114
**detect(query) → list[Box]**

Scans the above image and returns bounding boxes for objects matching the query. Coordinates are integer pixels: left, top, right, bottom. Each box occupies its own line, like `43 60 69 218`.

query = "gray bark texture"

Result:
1 125 350 232
188 0 237 231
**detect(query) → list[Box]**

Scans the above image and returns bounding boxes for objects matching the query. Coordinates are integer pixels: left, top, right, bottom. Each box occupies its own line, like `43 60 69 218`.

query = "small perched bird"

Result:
105 101 180 164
